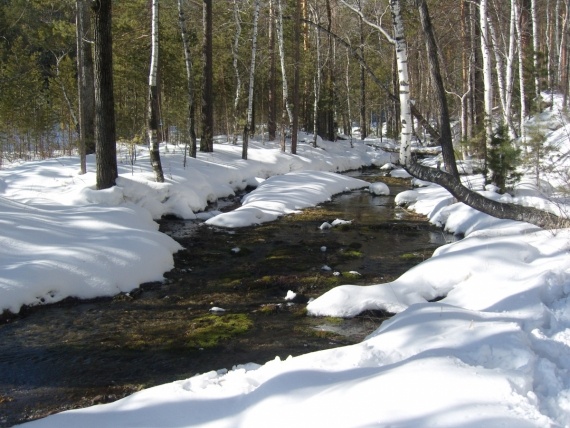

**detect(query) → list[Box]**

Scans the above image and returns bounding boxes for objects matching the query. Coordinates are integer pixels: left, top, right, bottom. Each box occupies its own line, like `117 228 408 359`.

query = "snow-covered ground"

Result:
6 97 570 426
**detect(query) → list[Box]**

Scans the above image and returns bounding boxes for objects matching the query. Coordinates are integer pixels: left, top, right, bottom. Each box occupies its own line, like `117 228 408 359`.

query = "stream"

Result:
0 170 451 427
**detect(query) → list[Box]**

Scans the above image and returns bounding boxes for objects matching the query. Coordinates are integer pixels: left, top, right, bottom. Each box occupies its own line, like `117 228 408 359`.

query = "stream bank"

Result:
0 172 449 427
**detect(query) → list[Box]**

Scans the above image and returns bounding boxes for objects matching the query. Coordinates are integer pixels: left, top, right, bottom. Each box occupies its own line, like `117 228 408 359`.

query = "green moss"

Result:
186 314 253 349
399 252 422 260
298 275 340 287
340 249 363 259
258 304 279 314
322 316 344 325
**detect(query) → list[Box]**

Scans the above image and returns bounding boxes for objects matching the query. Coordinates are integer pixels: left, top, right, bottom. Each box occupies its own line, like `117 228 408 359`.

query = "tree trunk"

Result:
267 0 277 142
242 0 260 160
313 11 322 148
403 0 566 229
91 0 117 190
345 48 353 146
291 0 301 155
416 0 459 178
148 0 164 183
480 0 493 152
390 0 412 166
231 0 242 146
530 0 540 111
358 0 366 140
276 0 291 151
514 0 527 142
201 0 214 152
325 0 336 142
177 0 197 161
76 0 95 175
406 162 565 228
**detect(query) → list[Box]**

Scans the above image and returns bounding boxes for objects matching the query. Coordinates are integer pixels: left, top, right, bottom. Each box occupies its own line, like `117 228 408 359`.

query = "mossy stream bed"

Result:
0 171 451 427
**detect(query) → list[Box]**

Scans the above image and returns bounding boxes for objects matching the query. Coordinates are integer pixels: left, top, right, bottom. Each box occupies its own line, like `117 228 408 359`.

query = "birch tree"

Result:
390 0 412 166
311 3 322 148
242 0 261 160
338 0 564 228
148 0 164 183
530 0 540 110
514 0 527 142
480 0 493 149
276 0 293 152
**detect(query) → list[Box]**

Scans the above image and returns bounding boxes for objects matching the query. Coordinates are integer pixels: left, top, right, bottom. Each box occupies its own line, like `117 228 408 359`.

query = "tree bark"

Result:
267 0 277 142
291 0 301 155
177 0 197 161
415 0 459 178
91 0 117 190
480 0 493 151
358 0 366 140
201 0 214 152
390 0 412 166
242 0 261 160
231 0 242 146
403 0 567 229
76 0 95 175
514 0 527 142
148 0 164 183
276 0 292 151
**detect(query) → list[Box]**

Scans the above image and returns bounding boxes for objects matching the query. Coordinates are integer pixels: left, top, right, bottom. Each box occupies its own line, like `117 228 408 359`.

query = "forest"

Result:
0 0 563 187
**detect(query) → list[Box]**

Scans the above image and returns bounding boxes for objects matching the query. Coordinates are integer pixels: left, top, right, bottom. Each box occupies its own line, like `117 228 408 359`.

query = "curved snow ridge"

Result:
0 198 181 314
205 171 369 228
25 305 554 428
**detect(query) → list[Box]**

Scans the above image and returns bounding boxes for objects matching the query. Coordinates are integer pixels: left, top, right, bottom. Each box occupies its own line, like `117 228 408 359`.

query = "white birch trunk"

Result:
514 0 527 143
505 0 516 135
276 0 293 125
148 0 164 182
242 0 260 160
480 0 493 145
488 12 517 138
313 18 321 148
531 0 540 106
390 0 412 166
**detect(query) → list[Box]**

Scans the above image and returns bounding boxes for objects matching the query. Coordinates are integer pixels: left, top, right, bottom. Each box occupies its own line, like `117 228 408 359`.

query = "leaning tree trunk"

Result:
404 0 567 229
177 0 197 161
148 0 164 183
242 0 260 160
91 0 117 190
416 0 459 178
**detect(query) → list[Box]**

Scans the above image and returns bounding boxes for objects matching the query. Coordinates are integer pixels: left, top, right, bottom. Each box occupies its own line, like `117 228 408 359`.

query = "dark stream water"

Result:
0 172 450 427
